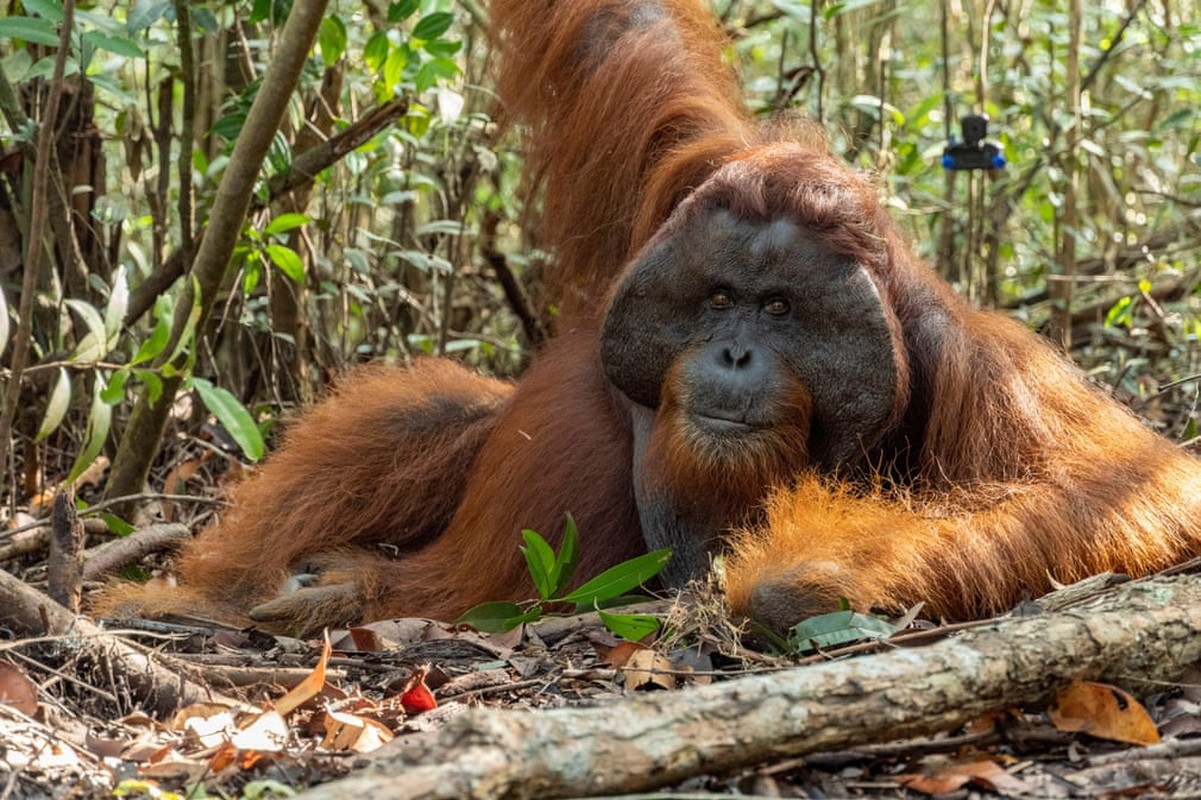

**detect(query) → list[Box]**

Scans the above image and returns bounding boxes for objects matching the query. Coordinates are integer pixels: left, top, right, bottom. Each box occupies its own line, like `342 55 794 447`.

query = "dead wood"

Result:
47 485 83 611
0 566 236 716
81 522 190 582
302 574 1201 800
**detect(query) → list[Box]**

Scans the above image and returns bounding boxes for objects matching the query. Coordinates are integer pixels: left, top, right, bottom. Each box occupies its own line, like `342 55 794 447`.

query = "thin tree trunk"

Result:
104 1 330 505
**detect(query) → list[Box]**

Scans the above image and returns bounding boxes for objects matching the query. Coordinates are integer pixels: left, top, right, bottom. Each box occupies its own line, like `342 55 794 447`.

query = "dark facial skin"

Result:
600 208 903 584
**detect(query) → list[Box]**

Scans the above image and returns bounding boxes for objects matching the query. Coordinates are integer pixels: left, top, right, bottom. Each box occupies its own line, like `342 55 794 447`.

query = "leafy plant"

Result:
457 514 671 641
787 599 897 655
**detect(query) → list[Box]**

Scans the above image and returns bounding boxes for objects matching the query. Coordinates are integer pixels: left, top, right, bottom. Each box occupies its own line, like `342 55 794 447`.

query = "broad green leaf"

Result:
521 529 557 601
415 57 459 93
36 368 71 441
788 610 897 655
103 269 129 349
65 299 107 362
597 610 661 642
192 378 265 461
387 0 419 22
138 371 163 405
100 512 135 536
363 30 389 72
265 244 305 282
263 212 310 236
457 601 538 633
548 514 578 598
423 38 462 58
23 54 79 80
128 0 170 33
383 44 407 93
65 375 112 483
82 31 147 60
412 12 454 41
559 548 672 606
0 17 60 47
100 368 130 404
23 0 63 23
131 308 171 365
318 16 346 67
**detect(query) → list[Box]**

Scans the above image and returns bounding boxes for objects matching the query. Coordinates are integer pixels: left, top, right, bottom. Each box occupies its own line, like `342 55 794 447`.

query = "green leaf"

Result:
412 11 454 41
318 16 347 66
99 368 130 404
36 368 71 441
363 30 390 72
1104 295 1134 328
265 243 305 282
548 514 578 598
0 17 60 47
788 610 897 655
82 31 148 60
100 512 135 537
65 375 112 483
65 299 108 362
103 269 129 349
128 0 170 33
415 57 459 93
263 212 310 236
559 548 672 606
387 0 419 22
456 601 539 633
131 306 170 366
521 529 557 601
22 0 63 23
423 38 462 57
137 371 163 406
597 610 661 642
192 378 265 461
383 44 407 93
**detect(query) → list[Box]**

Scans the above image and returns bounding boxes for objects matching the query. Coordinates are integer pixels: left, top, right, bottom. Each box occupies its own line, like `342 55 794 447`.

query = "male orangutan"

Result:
96 0 1201 635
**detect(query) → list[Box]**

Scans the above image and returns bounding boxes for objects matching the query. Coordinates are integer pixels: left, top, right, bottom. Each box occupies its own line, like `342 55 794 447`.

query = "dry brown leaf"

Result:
900 759 1029 795
274 633 332 716
622 648 676 691
1048 681 1161 745
598 640 644 669
0 659 38 715
319 710 394 753
180 709 237 749
230 710 289 752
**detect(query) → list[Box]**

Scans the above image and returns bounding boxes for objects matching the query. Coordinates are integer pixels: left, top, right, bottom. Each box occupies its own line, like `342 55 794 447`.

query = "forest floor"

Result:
4 544 1201 798
4 357 1201 799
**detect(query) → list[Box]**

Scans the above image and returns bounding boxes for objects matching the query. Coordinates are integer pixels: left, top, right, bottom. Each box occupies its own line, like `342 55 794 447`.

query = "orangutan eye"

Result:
764 298 790 316
710 290 735 310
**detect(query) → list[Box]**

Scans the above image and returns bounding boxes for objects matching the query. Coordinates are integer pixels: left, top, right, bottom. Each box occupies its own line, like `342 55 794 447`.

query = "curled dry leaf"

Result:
274 633 333 716
1048 680 1161 745
900 759 1030 795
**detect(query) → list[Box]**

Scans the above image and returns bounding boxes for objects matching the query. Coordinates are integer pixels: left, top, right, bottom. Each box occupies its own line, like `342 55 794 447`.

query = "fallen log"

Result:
302 573 1201 800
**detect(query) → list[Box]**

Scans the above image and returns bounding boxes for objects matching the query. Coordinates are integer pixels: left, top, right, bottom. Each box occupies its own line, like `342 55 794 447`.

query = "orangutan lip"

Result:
689 412 755 433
